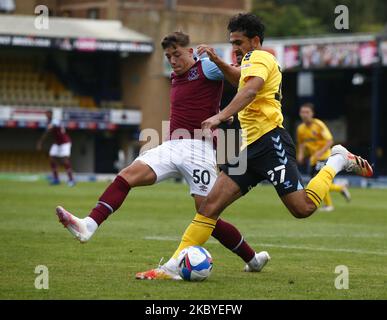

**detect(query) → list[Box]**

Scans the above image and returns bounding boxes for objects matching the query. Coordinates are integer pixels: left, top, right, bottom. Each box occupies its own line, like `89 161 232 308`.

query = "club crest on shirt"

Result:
187 67 199 81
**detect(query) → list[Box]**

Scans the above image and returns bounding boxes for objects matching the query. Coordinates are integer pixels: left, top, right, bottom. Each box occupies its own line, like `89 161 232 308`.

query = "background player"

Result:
55 31 270 280
37 110 75 187
297 102 351 211
166 13 373 263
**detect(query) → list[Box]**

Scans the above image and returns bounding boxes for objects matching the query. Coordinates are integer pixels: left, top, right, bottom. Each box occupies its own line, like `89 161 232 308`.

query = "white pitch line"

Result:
144 236 387 257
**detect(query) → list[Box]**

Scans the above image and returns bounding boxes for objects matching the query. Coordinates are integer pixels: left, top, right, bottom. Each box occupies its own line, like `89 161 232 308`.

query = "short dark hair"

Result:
161 31 190 49
300 103 315 113
227 13 265 45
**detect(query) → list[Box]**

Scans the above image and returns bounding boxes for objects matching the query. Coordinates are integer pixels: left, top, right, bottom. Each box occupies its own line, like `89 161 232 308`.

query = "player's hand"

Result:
201 114 222 136
297 155 304 165
197 44 219 63
36 142 42 151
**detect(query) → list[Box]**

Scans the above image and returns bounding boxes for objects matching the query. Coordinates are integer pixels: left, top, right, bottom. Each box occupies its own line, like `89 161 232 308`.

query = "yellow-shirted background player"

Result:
297 103 351 211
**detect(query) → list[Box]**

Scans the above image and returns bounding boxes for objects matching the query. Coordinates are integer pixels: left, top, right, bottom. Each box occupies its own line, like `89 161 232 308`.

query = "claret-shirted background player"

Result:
55 31 270 280
37 110 75 187
297 102 351 211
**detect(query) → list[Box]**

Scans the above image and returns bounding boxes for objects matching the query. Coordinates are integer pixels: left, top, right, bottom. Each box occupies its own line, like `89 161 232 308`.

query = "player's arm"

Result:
313 122 333 161
197 44 240 87
313 139 333 161
202 76 263 131
36 125 53 150
297 143 306 165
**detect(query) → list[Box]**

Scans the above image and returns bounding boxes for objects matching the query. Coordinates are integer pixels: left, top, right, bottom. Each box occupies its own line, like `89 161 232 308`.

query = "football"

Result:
177 246 213 281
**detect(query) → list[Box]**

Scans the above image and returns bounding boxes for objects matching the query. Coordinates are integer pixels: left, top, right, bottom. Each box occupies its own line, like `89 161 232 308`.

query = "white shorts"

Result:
135 139 218 196
49 142 72 158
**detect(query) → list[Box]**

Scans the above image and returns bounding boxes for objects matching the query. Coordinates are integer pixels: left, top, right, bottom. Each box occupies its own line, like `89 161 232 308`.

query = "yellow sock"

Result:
172 213 217 259
306 165 336 207
330 183 344 192
323 192 333 207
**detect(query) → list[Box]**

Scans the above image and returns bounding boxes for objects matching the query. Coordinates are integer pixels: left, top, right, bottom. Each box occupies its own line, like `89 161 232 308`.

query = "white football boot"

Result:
56 206 93 243
331 145 373 177
244 251 271 272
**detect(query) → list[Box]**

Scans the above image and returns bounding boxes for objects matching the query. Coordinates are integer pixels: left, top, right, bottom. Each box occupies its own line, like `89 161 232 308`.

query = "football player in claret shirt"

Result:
55 31 270 280
168 13 373 261
297 103 351 212
37 110 75 187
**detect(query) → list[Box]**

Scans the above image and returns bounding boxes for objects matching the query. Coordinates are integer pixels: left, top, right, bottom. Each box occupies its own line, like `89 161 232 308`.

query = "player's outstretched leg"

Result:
55 161 156 242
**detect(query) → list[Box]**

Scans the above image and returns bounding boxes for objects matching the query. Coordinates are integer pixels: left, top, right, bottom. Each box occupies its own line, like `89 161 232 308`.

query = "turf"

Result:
0 180 386 300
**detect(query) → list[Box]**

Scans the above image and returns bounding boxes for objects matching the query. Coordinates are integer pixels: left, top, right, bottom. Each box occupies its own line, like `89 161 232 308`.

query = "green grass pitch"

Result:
0 180 386 299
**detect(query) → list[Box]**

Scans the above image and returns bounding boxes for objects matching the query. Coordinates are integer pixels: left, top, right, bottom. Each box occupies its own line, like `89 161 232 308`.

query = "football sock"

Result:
50 159 59 181
323 192 333 207
63 159 74 181
326 154 346 174
172 213 216 259
330 183 344 192
212 219 255 263
88 175 131 225
306 165 336 207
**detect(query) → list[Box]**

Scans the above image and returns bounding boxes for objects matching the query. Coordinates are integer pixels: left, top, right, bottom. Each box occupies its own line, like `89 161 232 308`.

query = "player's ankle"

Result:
83 217 98 234
326 154 346 173
163 257 178 272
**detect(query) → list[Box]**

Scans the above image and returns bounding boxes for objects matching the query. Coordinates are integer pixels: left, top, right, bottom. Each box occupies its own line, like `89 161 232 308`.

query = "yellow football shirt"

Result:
238 50 284 148
296 118 333 165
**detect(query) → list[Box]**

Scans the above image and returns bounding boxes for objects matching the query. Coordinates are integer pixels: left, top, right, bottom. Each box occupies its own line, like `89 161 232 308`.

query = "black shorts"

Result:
220 127 304 197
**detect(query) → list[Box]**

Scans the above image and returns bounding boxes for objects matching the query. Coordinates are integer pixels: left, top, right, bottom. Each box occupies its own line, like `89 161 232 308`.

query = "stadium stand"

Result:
0 150 48 172
0 55 96 109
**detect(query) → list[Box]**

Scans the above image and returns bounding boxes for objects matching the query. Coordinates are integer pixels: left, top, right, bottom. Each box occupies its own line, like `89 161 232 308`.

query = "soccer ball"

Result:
177 246 213 281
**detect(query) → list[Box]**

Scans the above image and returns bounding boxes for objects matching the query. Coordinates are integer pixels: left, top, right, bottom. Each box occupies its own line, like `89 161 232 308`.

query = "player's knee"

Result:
198 196 219 219
289 203 314 219
118 166 137 187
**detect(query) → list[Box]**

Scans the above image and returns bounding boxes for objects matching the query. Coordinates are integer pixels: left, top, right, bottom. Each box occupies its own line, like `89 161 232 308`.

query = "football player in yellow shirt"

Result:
162 13 373 266
297 103 351 211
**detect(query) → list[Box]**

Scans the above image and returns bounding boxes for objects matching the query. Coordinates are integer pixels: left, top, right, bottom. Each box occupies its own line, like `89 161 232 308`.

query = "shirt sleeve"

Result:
240 51 273 82
201 58 224 81
318 121 333 140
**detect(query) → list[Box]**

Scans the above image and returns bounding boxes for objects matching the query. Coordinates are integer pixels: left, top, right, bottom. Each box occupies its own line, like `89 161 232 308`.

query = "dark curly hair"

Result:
227 13 265 45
